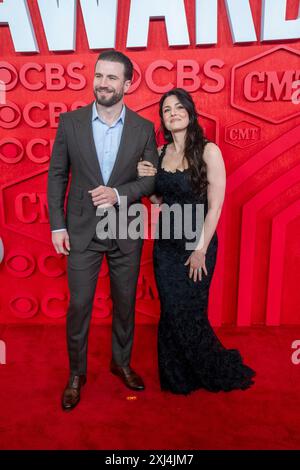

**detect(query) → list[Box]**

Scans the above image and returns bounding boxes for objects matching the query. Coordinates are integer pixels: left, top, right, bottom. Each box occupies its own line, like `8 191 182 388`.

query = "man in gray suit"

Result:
47 50 158 411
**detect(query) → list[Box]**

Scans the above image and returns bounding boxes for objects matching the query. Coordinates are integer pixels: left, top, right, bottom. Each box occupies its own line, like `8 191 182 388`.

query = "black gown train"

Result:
153 144 255 394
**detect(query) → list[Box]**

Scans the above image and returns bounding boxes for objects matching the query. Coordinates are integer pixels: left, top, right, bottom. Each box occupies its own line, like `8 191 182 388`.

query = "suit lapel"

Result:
74 104 140 188
75 103 104 187
107 106 140 187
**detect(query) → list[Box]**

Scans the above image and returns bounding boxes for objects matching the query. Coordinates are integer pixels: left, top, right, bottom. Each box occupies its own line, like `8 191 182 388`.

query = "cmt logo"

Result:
0 169 52 245
291 340 300 365
231 46 300 124
0 340 6 365
14 192 48 224
225 121 260 149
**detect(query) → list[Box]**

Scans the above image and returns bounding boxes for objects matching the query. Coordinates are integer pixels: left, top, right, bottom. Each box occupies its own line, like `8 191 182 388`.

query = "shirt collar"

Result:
92 102 126 126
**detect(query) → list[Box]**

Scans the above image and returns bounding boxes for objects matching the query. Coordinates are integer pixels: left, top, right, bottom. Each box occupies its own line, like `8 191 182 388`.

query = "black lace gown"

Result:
153 144 255 394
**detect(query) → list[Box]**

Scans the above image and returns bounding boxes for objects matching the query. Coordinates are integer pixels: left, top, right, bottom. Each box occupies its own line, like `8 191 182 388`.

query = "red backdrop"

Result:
0 0 300 326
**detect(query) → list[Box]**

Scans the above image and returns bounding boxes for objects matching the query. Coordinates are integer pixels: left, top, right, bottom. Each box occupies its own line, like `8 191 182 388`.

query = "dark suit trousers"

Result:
66 232 143 375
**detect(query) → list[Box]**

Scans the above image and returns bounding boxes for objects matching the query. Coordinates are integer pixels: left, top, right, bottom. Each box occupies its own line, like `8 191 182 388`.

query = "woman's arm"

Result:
185 142 226 282
195 142 226 252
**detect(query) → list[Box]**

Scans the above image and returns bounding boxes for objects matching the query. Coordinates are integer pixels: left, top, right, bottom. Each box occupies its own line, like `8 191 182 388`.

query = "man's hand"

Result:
88 185 118 207
52 229 70 255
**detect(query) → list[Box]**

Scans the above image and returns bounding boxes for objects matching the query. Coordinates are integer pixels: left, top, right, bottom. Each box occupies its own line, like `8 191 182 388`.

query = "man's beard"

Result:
94 87 124 107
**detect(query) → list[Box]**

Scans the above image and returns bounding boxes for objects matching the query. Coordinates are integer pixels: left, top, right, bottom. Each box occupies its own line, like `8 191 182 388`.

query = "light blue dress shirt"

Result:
92 101 126 185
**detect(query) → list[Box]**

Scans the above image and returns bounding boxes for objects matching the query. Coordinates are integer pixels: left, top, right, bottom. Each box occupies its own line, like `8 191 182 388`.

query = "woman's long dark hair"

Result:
159 88 208 198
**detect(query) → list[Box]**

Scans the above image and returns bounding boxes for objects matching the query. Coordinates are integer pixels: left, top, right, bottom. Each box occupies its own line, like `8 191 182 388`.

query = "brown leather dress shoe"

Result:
61 375 86 411
110 362 145 391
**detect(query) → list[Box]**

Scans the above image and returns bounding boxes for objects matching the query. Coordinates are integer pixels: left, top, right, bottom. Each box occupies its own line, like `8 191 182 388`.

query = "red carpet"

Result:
0 324 299 450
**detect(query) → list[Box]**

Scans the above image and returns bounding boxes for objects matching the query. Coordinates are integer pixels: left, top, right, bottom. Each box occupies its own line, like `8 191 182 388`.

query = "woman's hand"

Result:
184 249 208 282
137 160 157 177
150 194 163 205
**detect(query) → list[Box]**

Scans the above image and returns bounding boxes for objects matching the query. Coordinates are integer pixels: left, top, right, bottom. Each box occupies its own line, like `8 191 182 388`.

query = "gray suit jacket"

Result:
47 103 159 253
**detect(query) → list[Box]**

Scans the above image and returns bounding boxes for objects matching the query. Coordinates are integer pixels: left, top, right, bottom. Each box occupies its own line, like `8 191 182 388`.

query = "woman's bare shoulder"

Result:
203 142 222 163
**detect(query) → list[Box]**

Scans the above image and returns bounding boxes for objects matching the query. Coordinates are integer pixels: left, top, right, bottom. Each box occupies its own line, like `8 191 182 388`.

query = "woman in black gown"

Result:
138 88 255 395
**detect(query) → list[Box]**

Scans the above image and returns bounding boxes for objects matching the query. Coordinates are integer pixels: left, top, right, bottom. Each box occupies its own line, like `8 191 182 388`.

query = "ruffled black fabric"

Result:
153 144 255 394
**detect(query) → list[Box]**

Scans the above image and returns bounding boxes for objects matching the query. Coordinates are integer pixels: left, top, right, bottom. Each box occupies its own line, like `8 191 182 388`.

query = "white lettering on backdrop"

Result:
0 0 299 53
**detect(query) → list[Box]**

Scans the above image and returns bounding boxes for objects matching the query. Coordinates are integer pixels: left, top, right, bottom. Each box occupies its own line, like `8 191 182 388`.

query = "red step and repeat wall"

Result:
0 0 299 326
